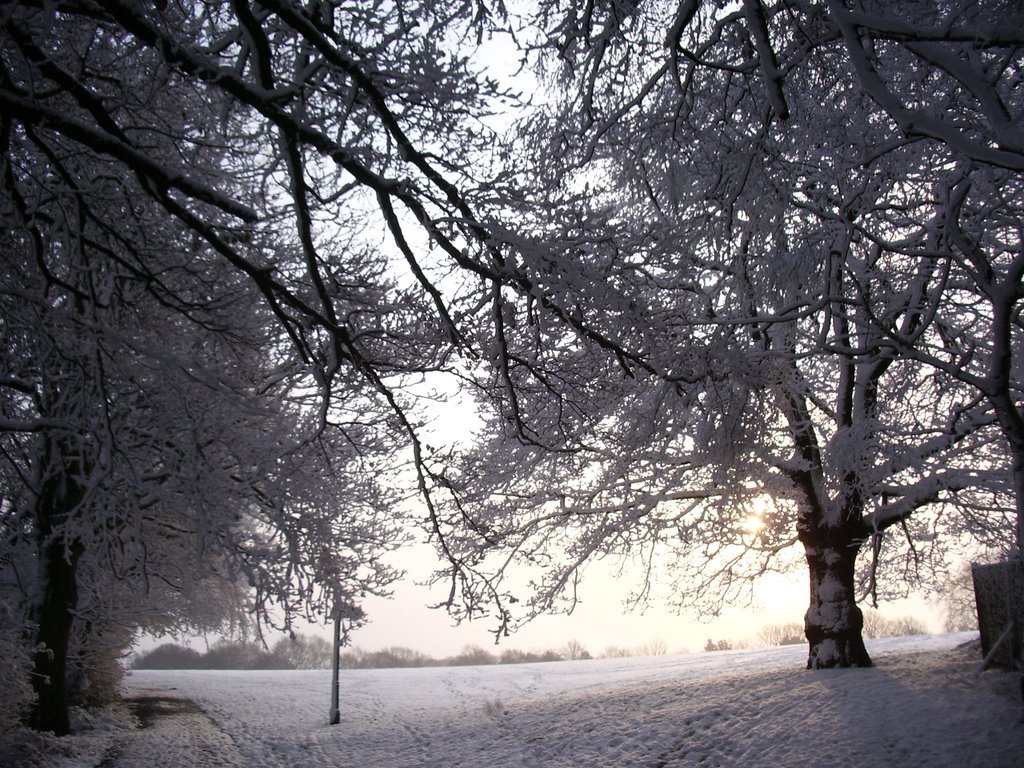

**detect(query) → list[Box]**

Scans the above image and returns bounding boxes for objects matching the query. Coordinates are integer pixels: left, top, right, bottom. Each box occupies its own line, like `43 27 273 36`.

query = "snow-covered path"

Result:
103 696 246 768
24 633 1024 768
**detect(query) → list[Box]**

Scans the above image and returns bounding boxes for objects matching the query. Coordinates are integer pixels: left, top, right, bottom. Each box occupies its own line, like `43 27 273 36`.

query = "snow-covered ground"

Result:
8 632 1023 768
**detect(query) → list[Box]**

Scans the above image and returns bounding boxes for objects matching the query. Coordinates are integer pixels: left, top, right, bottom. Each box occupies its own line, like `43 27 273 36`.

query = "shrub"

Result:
132 643 204 670
704 638 732 652
271 634 333 669
500 648 564 664
0 599 34 733
758 623 805 647
861 609 929 639
448 645 496 666
68 621 134 707
565 639 590 660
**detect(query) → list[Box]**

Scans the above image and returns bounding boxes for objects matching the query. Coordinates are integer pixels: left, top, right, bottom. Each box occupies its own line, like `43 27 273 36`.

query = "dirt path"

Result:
101 691 246 768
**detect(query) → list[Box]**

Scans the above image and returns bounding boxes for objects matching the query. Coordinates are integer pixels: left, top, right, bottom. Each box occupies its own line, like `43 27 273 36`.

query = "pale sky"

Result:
137 539 944 659
138 30 948 664
290 379 947 659
340 563 808 657
300 542 944 659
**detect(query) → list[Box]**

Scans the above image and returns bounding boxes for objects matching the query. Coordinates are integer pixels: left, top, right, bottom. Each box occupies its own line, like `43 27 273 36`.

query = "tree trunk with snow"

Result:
28 434 87 736
30 537 82 735
800 520 872 669
987 390 1024 561
1010 456 1024 562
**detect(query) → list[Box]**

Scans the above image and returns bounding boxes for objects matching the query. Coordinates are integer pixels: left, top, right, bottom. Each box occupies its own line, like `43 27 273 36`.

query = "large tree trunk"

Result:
30 537 82 735
30 434 88 736
778 358 872 668
1010 447 1024 560
801 524 872 669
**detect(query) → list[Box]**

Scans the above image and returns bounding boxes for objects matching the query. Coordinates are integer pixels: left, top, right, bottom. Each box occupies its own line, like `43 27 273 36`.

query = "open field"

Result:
10 632 1023 768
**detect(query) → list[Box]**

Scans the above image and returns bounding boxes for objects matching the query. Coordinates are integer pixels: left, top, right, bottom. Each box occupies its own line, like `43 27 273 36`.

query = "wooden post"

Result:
972 561 1024 671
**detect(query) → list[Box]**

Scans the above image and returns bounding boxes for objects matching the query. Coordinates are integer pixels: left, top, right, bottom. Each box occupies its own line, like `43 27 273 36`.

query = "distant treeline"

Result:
132 635 582 671
133 613 934 671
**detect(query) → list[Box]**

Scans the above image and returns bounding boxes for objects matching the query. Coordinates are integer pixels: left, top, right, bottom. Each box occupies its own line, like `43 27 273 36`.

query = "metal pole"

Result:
329 613 341 725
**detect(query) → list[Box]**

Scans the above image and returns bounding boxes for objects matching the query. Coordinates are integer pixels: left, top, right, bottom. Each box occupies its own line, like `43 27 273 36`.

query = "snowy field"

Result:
10 631 1024 768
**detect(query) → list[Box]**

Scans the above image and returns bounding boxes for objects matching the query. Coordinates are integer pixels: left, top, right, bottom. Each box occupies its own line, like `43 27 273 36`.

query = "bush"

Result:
938 563 981 632
271 634 333 669
602 642 686 658
600 645 633 659
132 643 204 670
0 599 34 733
758 623 805 647
704 638 732 652
68 621 134 707
202 640 290 669
500 648 564 664
565 639 590 660
447 645 496 666
642 639 669 656
861 609 929 639
359 646 432 669
132 640 293 670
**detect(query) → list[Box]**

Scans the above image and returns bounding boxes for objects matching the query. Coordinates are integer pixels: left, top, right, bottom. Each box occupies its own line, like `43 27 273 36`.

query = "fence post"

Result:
972 561 1024 671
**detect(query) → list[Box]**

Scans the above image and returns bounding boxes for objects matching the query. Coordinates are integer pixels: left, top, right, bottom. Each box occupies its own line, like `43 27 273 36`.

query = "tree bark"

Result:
1011 456 1024 561
30 537 82 735
781 382 873 669
801 524 872 669
29 432 88 736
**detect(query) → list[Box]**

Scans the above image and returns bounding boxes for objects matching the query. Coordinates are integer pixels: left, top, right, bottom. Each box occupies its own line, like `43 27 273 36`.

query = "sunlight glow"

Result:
743 515 766 534
741 493 774 535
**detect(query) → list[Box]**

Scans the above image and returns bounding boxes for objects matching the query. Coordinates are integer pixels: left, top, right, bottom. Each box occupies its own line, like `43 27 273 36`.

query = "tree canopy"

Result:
0 0 521 733
428 0 1023 668
2 0 1023 734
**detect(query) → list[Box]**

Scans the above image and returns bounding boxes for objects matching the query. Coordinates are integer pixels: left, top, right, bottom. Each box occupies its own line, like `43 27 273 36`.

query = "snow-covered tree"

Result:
0 181 407 728
0 0 522 733
426 0 1021 668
